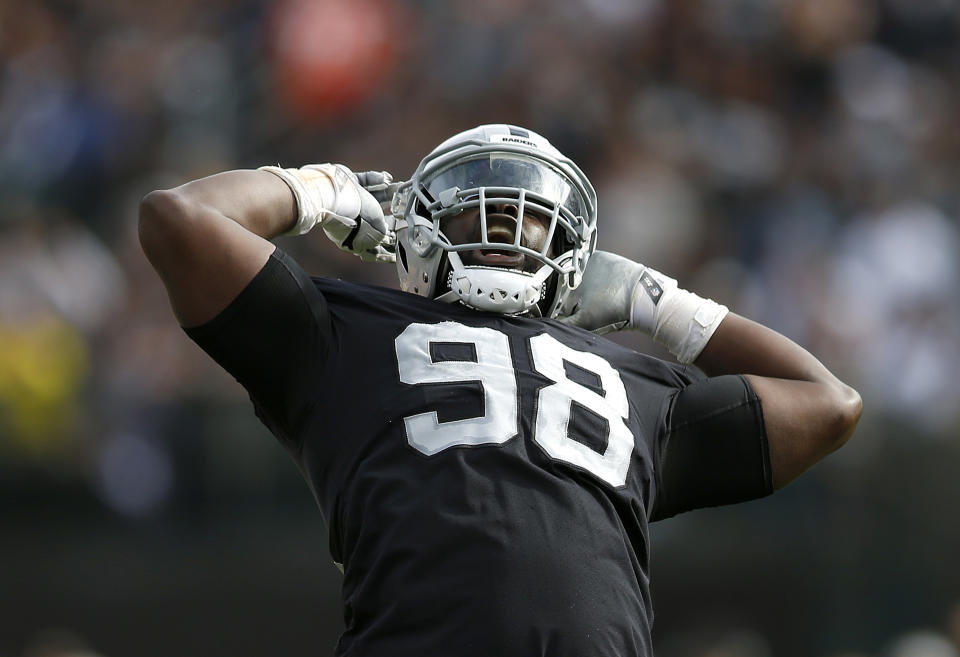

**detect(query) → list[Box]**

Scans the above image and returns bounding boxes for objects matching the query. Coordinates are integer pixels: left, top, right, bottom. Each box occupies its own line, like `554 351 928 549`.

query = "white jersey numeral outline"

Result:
395 322 518 455
394 322 633 486
528 333 633 487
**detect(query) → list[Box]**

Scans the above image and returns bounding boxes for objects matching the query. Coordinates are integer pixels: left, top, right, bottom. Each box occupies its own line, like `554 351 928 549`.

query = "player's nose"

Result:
483 204 521 241
488 203 520 220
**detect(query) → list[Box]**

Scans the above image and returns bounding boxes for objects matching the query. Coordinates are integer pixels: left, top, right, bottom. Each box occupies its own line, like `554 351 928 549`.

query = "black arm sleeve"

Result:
183 248 332 449
651 374 773 521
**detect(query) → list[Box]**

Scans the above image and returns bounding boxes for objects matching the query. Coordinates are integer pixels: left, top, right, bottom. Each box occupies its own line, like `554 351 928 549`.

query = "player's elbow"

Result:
826 382 863 452
138 188 201 270
768 381 864 491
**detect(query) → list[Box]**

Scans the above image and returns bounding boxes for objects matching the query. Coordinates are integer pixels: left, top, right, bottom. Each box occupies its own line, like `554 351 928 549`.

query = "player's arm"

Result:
139 165 395 444
139 165 394 327
693 313 861 489
560 251 862 491
138 170 295 327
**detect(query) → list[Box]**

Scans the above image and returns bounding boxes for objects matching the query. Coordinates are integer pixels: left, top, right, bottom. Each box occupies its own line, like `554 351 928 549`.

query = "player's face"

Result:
441 203 553 274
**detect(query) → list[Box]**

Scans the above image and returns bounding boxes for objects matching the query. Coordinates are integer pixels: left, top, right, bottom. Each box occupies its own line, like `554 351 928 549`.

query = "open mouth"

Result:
466 249 525 267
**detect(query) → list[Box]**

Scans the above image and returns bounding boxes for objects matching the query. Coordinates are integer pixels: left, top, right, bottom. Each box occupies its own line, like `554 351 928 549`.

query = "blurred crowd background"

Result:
2 0 960 656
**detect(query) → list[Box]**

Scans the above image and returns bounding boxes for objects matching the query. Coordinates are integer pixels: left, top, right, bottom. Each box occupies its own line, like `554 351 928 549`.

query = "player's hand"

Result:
560 250 727 362
558 250 678 335
558 251 643 334
311 165 396 263
355 170 400 214
259 163 397 263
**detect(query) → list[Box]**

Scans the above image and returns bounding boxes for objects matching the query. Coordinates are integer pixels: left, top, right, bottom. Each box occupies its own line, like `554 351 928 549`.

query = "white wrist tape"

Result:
259 163 359 236
629 267 728 364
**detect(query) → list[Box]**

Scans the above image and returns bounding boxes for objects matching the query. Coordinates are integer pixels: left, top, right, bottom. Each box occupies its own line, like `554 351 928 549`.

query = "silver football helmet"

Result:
393 124 598 317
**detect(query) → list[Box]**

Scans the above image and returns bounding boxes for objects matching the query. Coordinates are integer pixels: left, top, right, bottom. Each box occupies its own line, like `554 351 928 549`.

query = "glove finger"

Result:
377 229 396 248
357 186 388 232
376 182 401 207
356 171 399 206
358 245 397 264
354 170 393 187
594 321 629 335
557 311 626 335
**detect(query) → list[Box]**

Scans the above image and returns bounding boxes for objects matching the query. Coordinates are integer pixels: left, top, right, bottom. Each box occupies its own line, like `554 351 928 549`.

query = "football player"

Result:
139 124 862 656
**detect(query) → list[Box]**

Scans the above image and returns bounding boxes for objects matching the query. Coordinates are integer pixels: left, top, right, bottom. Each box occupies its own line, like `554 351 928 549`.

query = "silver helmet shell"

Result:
393 124 598 317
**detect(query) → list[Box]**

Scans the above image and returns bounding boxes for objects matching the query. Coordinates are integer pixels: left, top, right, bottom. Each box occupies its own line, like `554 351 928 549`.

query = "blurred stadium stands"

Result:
1 0 959 656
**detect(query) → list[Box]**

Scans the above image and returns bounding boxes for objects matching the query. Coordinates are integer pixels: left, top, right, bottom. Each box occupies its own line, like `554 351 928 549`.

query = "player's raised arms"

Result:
140 123 862 657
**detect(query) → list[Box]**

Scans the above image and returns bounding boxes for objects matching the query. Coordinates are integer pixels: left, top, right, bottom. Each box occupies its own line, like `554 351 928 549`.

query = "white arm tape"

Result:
259 164 343 236
629 267 729 364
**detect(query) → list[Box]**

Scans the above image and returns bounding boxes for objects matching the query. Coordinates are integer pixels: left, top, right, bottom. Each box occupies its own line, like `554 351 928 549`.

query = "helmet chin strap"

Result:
435 251 554 315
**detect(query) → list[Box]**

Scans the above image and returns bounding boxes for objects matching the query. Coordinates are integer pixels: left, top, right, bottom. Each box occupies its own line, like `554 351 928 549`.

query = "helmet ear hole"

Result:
398 242 409 271
538 272 558 316
413 187 435 217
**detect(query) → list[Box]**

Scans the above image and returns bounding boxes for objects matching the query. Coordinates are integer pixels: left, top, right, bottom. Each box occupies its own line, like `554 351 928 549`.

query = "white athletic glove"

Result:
559 251 648 334
259 163 396 263
355 169 401 215
559 250 729 364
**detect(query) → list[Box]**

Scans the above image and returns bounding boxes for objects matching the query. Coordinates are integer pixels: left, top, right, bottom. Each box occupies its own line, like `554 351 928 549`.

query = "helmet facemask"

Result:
395 126 597 317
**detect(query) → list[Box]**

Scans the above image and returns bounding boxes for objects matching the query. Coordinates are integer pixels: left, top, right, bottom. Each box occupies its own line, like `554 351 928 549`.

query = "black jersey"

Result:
186 249 772 657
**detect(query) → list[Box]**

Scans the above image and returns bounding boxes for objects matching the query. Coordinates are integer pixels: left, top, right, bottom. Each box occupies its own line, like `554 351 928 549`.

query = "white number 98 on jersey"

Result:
395 321 633 487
